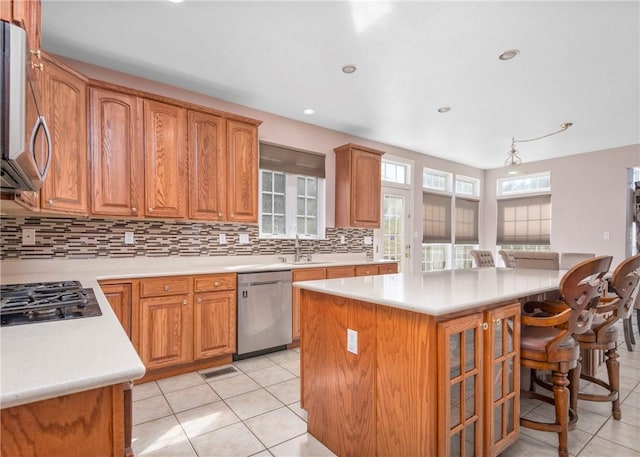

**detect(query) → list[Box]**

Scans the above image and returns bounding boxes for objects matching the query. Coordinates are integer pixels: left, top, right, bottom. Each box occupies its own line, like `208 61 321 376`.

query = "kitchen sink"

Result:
289 261 331 265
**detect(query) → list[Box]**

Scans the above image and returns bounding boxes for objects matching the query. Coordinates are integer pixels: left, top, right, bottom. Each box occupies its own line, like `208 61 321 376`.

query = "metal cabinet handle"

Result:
218 212 223 218
47 199 53 205
163 285 170 291
214 281 220 287
495 318 502 326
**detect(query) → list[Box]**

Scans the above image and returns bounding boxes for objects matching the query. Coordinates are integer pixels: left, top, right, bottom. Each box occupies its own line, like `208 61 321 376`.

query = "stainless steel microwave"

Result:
1 20 51 192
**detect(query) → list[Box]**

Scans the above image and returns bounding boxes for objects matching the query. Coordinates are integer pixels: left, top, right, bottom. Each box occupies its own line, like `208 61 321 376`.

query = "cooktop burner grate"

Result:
0 281 102 326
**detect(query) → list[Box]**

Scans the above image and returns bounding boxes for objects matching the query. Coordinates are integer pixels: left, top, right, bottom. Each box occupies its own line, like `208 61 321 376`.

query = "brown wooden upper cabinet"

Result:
143 100 188 218
334 143 384 228
41 57 88 215
226 120 259 223
89 88 144 217
188 111 226 220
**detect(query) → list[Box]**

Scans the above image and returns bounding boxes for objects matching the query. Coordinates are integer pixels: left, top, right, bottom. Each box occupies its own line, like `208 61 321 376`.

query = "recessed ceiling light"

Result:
507 170 520 175
341 64 357 74
437 107 451 113
168 0 184 3
303 108 315 115
499 49 520 61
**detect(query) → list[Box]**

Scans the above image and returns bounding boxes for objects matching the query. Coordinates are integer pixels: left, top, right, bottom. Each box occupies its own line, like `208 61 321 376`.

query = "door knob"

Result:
214 281 220 287
131 207 137 213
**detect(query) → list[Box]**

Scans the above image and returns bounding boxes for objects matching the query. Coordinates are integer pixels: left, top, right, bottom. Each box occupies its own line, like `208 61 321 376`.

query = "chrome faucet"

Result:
294 234 301 263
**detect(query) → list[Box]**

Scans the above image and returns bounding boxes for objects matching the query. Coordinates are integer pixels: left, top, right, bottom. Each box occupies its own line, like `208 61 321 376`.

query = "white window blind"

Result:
455 198 479 244
497 195 551 245
422 192 452 243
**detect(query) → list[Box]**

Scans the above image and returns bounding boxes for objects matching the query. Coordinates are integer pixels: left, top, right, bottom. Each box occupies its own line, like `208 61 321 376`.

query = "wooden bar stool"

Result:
575 253 640 419
520 255 612 457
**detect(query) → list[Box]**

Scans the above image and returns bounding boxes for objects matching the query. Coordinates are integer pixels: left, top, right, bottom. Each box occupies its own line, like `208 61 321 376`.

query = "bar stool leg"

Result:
605 347 621 420
569 362 581 422
552 370 570 457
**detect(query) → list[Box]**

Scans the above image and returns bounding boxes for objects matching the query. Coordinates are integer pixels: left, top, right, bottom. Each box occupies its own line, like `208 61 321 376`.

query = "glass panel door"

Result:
379 187 411 272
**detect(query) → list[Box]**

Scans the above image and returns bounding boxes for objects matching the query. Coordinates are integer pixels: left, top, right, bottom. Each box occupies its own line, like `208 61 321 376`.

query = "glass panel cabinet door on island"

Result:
437 302 521 457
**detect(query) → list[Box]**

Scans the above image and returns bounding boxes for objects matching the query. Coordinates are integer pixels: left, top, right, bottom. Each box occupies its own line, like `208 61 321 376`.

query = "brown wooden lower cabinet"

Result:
1 383 126 457
101 274 237 381
300 289 521 457
100 282 133 338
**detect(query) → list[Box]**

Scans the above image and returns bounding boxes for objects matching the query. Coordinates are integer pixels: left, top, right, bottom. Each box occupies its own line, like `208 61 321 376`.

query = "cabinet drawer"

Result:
377 263 398 274
355 265 378 276
194 274 236 292
140 276 190 297
326 266 355 279
292 268 326 282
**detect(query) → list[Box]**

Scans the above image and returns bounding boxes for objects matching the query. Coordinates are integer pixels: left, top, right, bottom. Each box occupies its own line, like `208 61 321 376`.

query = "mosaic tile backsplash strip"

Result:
0 217 374 260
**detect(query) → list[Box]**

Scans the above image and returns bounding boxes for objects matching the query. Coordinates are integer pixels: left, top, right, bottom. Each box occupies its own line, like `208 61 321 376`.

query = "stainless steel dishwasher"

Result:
236 270 292 359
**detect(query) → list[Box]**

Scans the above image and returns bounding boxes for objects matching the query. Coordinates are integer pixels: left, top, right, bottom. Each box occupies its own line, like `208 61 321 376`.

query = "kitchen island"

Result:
295 267 564 457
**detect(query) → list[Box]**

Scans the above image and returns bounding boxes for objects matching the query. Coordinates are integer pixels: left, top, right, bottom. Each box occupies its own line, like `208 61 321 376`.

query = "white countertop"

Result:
0 254 387 408
294 267 566 316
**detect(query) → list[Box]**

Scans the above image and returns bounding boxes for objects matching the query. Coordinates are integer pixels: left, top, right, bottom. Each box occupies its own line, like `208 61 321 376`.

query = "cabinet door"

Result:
189 111 226 220
41 61 87 214
437 313 484 457
143 100 187 218
194 290 236 359
226 120 258 223
483 303 520 457
100 282 132 339
291 268 326 340
139 295 191 369
89 89 143 217
351 148 382 227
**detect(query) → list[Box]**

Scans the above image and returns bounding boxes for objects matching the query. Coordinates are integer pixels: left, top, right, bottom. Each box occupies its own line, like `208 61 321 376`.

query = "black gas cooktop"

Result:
1 281 102 327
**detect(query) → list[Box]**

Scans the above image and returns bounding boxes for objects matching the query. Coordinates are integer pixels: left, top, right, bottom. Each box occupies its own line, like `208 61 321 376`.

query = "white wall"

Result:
483 144 640 267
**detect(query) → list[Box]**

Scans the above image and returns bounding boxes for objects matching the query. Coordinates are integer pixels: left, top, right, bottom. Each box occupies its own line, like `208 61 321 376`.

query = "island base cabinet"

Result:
437 303 521 457
1 384 125 457
300 288 521 457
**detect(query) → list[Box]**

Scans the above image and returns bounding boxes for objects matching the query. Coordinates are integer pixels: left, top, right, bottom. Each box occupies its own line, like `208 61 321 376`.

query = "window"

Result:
423 168 452 193
497 195 551 246
454 245 476 269
260 171 325 238
261 171 286 235
382 160 410 185
422 244 448 272
259 142 326 239
497 172 550 196
455 175 480 197
454 197 479 269
296 176 318 235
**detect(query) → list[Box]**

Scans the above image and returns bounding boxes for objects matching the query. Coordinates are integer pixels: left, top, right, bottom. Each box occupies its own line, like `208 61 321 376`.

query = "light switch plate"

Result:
22 228 36 246
219 233 227 244
124 232 135 245
347 329 358 354
239 233 250 244
363 236 373 245
340 235 346 244
604 231 610 240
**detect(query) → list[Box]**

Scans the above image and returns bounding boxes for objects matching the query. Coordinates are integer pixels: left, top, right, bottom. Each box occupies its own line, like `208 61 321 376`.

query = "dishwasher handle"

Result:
240 279 292 287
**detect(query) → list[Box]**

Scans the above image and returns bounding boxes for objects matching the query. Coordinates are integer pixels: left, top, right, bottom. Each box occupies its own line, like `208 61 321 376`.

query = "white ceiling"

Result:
41 1 639 169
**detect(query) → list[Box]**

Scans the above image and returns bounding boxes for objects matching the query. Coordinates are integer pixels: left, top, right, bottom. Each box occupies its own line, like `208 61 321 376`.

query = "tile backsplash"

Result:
0 217 374 260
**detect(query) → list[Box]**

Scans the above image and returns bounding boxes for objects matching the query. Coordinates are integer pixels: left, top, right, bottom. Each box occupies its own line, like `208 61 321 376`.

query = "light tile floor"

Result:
133 321 640 457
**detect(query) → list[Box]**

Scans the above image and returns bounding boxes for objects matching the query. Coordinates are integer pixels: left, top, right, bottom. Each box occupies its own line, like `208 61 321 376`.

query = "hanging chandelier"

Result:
505 122 573 169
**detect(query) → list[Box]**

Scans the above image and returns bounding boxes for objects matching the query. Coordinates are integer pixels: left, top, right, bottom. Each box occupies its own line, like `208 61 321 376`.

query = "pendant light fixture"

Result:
505 122 573 169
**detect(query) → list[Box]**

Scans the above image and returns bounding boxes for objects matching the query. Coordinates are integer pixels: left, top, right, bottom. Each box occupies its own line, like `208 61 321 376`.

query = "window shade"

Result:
422 192 452 243
259 142 325 178
455 198 479 244
497 195 551 245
